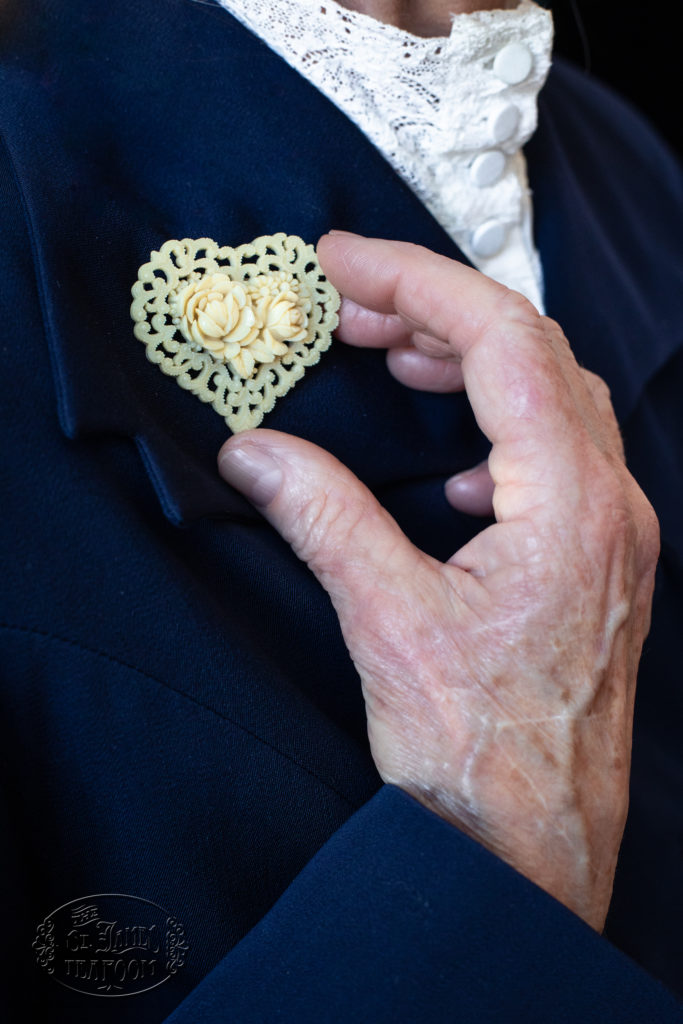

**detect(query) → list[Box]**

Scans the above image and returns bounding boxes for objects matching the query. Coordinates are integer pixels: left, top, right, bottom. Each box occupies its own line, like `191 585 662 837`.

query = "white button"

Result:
493 42 533 84
471 220 507 258
470 150 506 188
491 104 520 144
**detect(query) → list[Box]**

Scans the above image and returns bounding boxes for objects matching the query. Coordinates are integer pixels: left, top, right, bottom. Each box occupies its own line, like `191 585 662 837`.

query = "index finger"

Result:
317 232 596 520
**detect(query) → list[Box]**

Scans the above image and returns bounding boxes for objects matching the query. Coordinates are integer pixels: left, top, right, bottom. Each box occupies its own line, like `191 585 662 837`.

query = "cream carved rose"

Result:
249 271 311 350
170 270 311 378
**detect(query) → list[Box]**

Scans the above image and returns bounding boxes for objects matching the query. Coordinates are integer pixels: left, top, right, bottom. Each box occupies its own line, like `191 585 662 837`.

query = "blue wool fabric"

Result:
1 1 682 1020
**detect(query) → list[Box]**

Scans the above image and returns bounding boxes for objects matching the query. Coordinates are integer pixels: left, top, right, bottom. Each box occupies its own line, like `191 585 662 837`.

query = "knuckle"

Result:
294 489 340 555
582 373 624 458
293 488 370 576
607 502 639 550
587 466 661 575
539 314 570 348
583 369 612 403
477 287 541 345
495 287 541 326
636 498 661 568
582 461 634 536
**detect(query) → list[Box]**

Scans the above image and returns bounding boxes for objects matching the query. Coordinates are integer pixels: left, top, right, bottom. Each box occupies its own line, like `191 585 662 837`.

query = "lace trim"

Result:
214 0 553 309
130 235 340 433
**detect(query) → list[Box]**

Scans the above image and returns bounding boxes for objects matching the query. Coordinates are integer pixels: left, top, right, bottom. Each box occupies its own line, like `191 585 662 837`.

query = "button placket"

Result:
466 37 535 259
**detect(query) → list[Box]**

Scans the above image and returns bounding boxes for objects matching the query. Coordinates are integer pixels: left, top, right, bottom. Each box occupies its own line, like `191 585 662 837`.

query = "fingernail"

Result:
327 229 360 237
448 465 479 483
444 464 483 500
218 444 283 507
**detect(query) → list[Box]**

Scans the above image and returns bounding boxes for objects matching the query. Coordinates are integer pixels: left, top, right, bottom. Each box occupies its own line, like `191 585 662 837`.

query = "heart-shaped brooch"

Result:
130 234 340 432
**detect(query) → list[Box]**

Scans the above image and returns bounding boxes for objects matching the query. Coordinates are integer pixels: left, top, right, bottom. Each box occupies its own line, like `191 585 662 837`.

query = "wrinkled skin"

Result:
218 235 659 931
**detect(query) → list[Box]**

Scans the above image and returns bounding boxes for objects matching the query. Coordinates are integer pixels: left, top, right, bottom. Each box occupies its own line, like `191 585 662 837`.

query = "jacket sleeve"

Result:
165 784 683 1023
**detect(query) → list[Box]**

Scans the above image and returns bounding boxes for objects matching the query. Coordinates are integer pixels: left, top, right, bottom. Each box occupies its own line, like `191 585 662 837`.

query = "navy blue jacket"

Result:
1 1 682 1020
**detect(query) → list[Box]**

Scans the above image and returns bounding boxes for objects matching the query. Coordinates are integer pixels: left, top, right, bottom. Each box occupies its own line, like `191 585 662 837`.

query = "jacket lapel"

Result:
3 0 482 527
3 0 680 530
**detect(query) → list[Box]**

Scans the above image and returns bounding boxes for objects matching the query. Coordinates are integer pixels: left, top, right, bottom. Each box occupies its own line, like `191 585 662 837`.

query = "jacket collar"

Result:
4 1 680 526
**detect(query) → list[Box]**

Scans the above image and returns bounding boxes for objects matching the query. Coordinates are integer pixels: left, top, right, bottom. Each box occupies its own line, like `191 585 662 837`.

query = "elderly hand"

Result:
217 234 659 931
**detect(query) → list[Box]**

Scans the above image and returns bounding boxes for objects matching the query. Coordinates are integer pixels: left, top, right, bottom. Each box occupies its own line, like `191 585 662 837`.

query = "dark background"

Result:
548 1 681 158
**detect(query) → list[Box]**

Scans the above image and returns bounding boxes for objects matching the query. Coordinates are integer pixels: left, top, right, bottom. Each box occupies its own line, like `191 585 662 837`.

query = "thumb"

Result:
217 430 424 612
445 459 495 517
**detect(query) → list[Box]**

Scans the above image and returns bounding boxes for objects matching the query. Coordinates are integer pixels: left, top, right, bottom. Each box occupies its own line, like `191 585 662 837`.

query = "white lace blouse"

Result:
213 0 554 312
